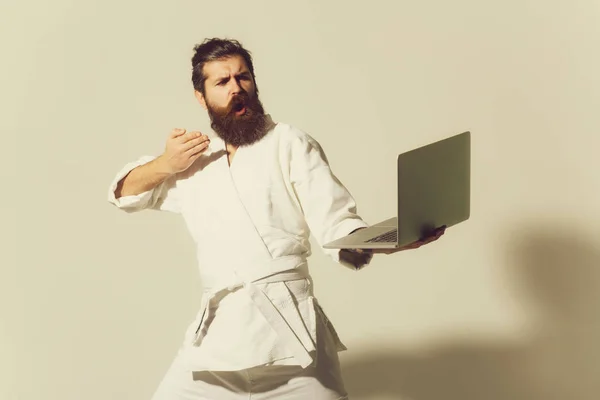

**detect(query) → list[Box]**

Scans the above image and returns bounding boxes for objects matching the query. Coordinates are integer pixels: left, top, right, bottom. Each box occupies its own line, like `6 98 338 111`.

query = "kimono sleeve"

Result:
289 133 373 268
107 155 181 213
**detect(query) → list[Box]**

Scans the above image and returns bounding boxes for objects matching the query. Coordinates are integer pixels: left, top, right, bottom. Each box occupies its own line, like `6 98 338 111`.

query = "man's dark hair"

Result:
191 38 257 95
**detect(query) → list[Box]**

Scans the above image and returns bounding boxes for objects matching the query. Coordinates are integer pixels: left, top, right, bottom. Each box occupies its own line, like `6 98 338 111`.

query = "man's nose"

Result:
229 78 242 94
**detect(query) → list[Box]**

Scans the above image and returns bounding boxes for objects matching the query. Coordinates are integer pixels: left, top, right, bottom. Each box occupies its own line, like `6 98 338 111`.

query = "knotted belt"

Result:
192 255 313 368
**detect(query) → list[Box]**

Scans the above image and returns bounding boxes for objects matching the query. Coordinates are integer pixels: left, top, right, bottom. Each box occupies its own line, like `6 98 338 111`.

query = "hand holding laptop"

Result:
369 224 446 254
345 224 446 256
324 131 470 252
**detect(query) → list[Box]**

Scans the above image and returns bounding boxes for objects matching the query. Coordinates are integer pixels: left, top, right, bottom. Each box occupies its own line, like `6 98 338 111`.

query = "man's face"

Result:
196 55 267 147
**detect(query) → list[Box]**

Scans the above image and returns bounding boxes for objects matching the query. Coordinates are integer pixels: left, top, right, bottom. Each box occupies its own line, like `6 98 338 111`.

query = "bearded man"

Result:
108 38 443 400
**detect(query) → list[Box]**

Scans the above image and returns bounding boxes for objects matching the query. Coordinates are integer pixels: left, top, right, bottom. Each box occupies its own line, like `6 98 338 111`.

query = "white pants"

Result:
150 310 349 399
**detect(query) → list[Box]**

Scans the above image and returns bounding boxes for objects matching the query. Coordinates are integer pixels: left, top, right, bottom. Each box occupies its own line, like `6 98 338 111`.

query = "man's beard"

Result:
206 91 268 147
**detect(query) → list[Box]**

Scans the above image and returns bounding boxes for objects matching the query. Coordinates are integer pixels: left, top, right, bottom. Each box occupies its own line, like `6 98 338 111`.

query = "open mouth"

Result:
232 100 247 116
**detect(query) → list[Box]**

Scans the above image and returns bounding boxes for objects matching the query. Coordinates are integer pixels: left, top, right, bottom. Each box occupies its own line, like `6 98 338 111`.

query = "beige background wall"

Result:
5 0 600 399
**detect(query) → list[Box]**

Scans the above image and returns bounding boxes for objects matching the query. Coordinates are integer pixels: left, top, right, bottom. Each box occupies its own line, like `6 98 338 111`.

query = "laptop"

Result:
323 131 471 249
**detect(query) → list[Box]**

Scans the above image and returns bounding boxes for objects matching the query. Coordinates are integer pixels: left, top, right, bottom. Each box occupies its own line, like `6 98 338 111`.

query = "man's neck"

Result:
226 143 238 166
226 143 238 154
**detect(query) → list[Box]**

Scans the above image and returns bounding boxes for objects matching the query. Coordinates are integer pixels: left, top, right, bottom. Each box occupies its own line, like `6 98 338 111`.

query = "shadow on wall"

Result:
341 227 600 400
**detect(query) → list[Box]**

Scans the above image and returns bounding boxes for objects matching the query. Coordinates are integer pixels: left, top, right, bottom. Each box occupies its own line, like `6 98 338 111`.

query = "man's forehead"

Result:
204 55 249 80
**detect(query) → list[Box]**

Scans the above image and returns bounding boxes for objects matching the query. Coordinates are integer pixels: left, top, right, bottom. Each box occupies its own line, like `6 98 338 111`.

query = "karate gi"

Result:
108 116 372 399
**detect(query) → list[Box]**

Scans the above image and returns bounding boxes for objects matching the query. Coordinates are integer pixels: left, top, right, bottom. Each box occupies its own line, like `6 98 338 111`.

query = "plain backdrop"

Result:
4 0 600 399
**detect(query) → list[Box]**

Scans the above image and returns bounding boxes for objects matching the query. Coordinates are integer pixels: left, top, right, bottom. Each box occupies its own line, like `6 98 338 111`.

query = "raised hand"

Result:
158 128 211 174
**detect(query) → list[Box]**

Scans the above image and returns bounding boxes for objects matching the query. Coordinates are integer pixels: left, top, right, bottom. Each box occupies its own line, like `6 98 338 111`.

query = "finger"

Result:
187 148 207 165
427 235 442 244
184 136 210 151
422 231 441 242
189 151 205 163
182 131 204 143
422 226 445 239
187 140 210 156
169 128 186 138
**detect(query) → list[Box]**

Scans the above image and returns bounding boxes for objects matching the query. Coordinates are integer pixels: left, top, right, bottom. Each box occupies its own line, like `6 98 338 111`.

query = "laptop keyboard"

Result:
366 229 398 243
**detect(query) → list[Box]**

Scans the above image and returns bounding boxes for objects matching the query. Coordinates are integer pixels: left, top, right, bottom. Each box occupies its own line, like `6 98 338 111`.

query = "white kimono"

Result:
107 115 372 373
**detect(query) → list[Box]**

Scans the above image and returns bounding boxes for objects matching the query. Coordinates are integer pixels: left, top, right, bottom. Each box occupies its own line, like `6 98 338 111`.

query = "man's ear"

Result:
194 90 207 110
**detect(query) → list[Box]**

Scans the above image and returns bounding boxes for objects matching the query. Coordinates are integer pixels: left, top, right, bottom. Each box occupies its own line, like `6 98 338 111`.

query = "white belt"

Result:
192 258 313 368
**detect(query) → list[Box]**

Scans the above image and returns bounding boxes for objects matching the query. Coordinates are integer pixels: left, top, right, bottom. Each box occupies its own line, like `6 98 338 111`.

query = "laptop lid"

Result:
396 131 471 245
